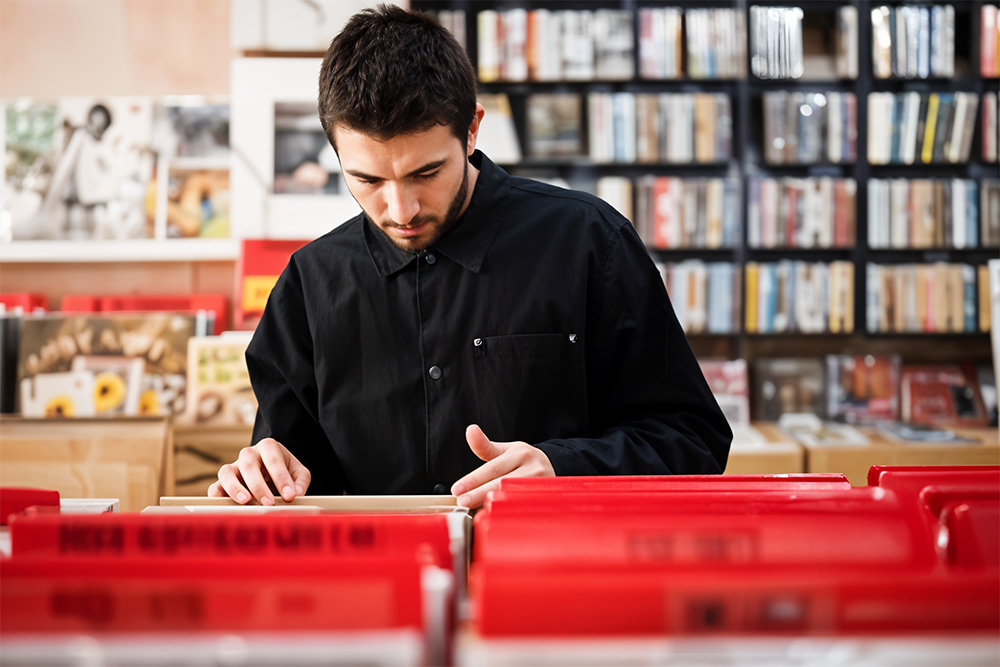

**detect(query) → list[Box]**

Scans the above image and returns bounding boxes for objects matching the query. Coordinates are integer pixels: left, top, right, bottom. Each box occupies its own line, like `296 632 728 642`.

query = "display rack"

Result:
413 0 998 365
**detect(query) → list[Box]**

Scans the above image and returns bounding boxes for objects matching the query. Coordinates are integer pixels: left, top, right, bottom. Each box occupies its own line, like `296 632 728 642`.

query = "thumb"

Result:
466 424 506 462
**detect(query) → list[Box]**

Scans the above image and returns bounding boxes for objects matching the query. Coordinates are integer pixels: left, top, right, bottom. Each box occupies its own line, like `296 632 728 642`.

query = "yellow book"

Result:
921 93 939 164
745 262 759 333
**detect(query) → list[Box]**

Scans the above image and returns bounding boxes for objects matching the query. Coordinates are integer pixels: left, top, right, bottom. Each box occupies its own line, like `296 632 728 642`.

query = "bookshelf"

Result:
413 0 998 366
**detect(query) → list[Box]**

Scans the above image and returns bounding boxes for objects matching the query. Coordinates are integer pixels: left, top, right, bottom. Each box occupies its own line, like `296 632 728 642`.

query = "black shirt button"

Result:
432 483 447 494
425 253 437 265
428 365 442 380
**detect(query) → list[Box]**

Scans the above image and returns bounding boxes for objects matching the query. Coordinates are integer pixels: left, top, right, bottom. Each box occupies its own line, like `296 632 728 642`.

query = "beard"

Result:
372 163 470 254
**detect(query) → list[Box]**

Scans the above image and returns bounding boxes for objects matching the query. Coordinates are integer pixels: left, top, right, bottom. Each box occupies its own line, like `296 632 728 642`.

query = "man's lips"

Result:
390 222 430 237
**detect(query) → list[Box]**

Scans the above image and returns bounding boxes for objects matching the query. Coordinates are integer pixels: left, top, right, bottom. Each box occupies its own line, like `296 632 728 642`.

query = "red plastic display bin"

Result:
0 293 48 313
60 294 228 334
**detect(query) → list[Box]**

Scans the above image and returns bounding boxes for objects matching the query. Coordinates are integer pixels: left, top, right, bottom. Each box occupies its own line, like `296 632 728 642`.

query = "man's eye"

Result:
417 171 439 181
357 178 380 186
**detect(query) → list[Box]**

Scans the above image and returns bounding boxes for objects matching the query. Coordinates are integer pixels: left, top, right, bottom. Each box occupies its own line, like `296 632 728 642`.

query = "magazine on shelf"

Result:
753 358 825 421
878 422 974 443
777 413 869 447
900 364 989 428
183 333 256 426
16 312 206 418
826 355 901 424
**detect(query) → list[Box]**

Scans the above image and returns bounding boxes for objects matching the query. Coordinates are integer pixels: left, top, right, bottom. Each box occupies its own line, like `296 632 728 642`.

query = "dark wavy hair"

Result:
318 4 477 148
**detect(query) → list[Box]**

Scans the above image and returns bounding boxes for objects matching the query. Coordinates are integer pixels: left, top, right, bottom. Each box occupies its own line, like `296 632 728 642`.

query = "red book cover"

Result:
784 182 798 246
900 364 989 427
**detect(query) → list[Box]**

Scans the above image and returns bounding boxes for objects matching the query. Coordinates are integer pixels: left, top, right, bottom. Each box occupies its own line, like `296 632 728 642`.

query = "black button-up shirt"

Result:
247 151 731 495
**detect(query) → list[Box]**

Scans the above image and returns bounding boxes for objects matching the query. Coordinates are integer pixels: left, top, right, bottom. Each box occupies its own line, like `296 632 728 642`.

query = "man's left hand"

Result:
450 424 555 508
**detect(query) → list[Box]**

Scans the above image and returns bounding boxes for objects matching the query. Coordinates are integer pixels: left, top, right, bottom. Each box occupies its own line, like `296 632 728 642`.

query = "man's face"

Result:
334 123 473 254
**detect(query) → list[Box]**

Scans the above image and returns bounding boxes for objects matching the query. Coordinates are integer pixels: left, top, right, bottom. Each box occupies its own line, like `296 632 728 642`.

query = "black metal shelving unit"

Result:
413 0 998 363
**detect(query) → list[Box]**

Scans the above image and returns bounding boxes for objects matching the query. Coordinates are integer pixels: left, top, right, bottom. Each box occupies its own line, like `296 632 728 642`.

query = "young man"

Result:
210 4 731 509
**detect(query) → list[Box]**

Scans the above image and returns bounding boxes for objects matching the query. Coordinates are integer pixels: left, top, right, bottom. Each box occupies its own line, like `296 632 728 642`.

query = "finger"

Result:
451 446 522 497
216 462 252 504
236 448 276 506
207 481 226 497
287 456 312 497
456 476 504 509
465 424 506 462
257 442 298 502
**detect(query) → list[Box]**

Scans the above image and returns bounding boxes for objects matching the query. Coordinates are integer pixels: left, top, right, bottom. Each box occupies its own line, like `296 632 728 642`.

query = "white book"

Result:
896 6 909 77
477 10 500 82
619 92 637 163
867 93 884 164
868 179 883 248
689 262 708 332
535 10 562 82
866 263 879 332
901 91 922 164
872 5 892 78
597 176 633 222
948 92 969 164
943 5 955 78
501 9 528 82
918 7 931 78
890 178 910 249
952 179 967 248
827 91 843 163
562 10 595 81
762 178 779 247
905 5 920 78
594 9 634 80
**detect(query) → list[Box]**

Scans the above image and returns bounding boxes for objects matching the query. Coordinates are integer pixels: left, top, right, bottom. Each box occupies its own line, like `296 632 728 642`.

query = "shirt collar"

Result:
363 150 510 278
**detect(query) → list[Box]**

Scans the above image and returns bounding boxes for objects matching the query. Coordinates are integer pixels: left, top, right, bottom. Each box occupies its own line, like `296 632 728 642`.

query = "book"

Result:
698 359 751 427
753 357 825 421
237 239 310 329
764 91 856 164
826 355 901 424
879 422 974 443
476 93 521 165
526 93 583 158
183 334 256 426
900 364 989 428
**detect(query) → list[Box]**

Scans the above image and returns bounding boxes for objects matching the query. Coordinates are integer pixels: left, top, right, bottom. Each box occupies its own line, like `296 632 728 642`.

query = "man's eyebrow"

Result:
345 159 447 181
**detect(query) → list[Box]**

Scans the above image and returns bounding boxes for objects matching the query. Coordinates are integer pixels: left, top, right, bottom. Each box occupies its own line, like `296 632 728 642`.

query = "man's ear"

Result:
467 102 486 156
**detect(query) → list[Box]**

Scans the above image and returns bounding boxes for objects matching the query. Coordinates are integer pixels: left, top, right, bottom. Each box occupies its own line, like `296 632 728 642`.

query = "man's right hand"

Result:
208 438 311 505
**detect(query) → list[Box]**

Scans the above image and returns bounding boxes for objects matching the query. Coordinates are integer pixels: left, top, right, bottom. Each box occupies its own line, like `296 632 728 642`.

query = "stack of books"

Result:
658 261 741 335
867 92 979 164
635 177 741 249
748 177 857 248
866 262 986 333
745 261 855 334
867 178 980 249
763 91 857 164
871 4 955 79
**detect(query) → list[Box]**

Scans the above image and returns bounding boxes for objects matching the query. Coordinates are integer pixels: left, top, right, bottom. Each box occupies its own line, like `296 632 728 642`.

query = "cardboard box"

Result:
0 416 172 512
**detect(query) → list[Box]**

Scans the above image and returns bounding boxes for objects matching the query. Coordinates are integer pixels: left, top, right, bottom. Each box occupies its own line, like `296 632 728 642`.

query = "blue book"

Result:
963 266 976 332
890 93 904 162
967 180 978 247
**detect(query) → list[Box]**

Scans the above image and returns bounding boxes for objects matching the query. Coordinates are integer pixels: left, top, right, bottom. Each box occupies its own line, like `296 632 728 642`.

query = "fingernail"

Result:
262 495 274 506
236 492 249 504
282 485 295 500
451 484 465 496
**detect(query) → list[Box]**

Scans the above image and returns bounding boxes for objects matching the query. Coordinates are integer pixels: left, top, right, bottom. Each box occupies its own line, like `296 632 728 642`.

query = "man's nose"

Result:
386 182 420 226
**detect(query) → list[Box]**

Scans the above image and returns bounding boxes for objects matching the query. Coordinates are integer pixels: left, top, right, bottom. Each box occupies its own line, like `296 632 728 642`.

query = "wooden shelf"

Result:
0 239 241 263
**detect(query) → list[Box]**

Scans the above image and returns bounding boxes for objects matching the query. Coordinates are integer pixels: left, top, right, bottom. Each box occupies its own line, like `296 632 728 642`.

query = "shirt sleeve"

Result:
246 255 349 495
533 220 733 476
